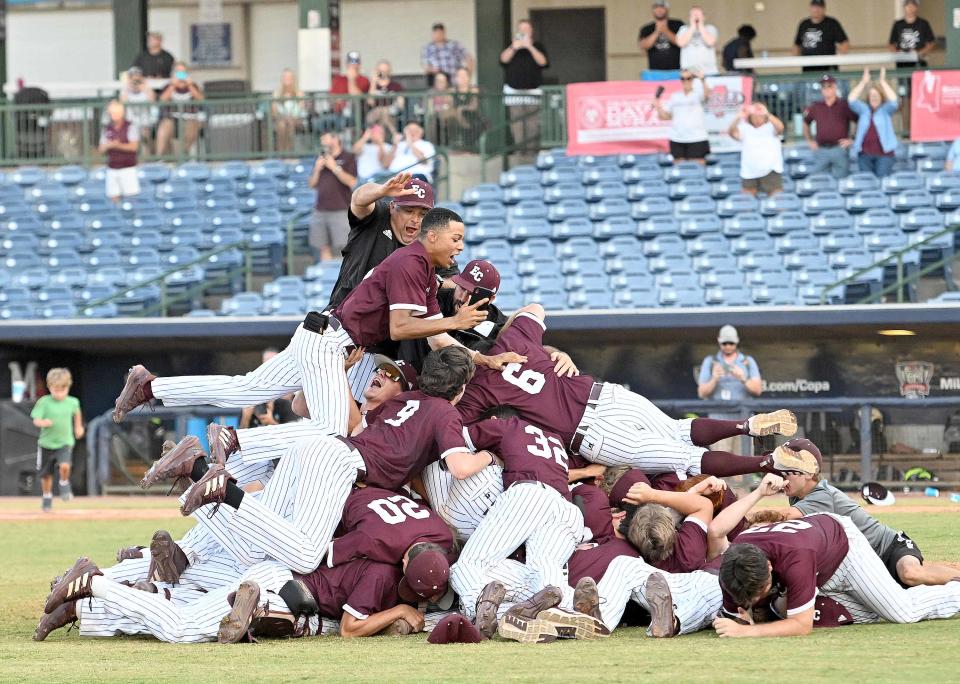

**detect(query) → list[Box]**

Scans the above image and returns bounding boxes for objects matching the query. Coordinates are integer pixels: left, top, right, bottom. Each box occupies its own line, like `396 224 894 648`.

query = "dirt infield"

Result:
0 496 182 521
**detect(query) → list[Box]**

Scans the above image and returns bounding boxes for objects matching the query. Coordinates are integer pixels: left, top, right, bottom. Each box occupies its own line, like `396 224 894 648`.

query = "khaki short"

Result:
741 171 783 195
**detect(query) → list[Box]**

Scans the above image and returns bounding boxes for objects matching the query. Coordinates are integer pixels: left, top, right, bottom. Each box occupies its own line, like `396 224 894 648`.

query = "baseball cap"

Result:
373 355 418 391
346 51 361 65
609 468 651 508
398 550 450 604
393 179 435 210
820 74 837 85
810 0 826 6
861 481 896 506
450 259 501 295
903 0 919 6
778 438 824 476
127 66 143 78
427 613 485 644
652 0 669 7
717 324 739 344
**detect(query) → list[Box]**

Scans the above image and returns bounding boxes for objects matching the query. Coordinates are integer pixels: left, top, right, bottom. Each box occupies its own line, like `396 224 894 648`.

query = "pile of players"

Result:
36 204 960 644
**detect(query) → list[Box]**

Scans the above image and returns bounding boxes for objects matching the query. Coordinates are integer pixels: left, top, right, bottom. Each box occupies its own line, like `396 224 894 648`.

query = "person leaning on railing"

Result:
155 62 204 157
848 68 899 179
272 68 307 153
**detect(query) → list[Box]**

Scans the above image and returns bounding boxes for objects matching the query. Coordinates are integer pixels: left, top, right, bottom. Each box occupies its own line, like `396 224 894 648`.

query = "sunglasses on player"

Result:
376 365 403 384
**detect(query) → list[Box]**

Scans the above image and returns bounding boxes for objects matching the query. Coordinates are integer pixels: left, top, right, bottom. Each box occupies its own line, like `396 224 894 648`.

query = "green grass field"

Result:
1 495 959 684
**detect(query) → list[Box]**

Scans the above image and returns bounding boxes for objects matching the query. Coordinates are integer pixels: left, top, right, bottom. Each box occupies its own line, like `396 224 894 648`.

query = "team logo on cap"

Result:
469 265 484 282
896 360 933 398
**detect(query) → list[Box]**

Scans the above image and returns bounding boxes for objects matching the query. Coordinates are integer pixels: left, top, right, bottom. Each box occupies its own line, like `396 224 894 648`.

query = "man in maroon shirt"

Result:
803 73 858 179
456 303 806 480
308 131 357 261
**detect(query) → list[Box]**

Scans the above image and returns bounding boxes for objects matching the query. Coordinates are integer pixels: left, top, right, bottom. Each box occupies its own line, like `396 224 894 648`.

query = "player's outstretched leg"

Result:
688 410 797 447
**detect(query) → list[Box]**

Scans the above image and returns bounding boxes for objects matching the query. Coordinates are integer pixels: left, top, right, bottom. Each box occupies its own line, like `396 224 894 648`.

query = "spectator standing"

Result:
132 31 174 80
697 326 761 454
637 1 683 73
99 100 141 202
119 67 156 153
946 138 960 172
352 124 391 184
451 67 481 148
499 19 549 152
889 0 936 68
723 25 757 73
308 131 358 261
676 6 719 75
792 0 849 72
426 72 455 145
654 69 711 163
728 103 784 197
155 62 203 157
272 68 306 153
31 368 84 510
329 51 370 128
385 122 437 182
366 60 405 129
802 74 857 179
421 22 473 85
849 68 899 178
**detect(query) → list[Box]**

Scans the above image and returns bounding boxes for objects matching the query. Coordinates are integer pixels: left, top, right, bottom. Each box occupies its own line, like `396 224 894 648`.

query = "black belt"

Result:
335 435 367 482
569 382 604 456
325 315 358 355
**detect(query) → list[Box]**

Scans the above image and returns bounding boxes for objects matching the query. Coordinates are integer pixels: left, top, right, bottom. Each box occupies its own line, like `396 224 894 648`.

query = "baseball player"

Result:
455 304 806 479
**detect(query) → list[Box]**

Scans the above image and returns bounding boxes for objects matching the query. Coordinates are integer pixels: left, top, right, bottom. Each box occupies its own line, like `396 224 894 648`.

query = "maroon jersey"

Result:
333 241 441 347
568 537 640 586
329 486 453 566
295 558 400 620
652 518 707 573
722 514 849 617
466 417 571 500
572 483 615 542
348 390 468 490
456 312 594 445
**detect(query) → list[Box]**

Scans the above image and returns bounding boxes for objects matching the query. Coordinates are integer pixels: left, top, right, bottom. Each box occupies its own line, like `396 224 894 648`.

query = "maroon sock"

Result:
699 451 766 477
143 380 154 401
690 418 749 447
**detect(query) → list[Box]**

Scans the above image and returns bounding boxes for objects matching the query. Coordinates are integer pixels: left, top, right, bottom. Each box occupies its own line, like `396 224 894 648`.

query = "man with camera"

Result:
308 131 357 262
366 60 405 131
499 19 549 152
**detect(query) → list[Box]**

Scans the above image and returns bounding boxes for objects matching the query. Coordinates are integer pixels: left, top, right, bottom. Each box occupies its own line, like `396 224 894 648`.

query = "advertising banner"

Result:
910 70 960 142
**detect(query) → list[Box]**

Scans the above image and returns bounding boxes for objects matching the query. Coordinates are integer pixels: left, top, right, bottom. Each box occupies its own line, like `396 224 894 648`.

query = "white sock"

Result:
59 480 70 487
90 575 113 599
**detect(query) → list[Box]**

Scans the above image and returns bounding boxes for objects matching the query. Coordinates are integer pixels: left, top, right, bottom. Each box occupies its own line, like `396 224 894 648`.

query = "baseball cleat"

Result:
112 365 156 423
44 557 101 614
496 614 558 644
218 581 261 644
34 599 78 641
761 444 820 478
645 573 677 638
502 585 562 621
207 423 239 467
140 435 205 490
180 463 231 516
572 577 602 622
147 530 189 583
381 618 415 636
748 410 798 438
115 545 145 562
536 607 610 640
474 581 506 639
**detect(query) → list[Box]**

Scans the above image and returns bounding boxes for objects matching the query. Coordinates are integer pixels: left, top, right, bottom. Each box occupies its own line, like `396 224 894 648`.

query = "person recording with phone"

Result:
155 62 203 157
499 18 549 152
309 131 357 262
654 68 711 164
366 59 405 130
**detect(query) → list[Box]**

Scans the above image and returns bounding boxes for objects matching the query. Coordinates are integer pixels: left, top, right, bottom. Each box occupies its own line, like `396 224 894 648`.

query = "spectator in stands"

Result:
352 124 391 184
637 1 683 73
154 62 204 157
426 72 455 145
385 122 437 183
792 0 849 72
500 18 549 152
99 100 141 202
132 31 174 81
329 51 370 129
728 102 784 197
697 325 762 454
450 67 481 148
421 22 473 85
677 6 719 75
946 138 960 172
119 67 156 153
308 131 358 261
889 0 936 68
272 68 307 153
722 24 757 73
654 69 711 164
849 68 899 178
802 74 857 179
366 60 405 130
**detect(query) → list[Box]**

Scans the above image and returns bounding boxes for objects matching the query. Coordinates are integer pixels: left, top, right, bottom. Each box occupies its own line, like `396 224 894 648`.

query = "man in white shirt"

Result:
728 103 785 196
654 69 712 163
676 6 719 75
385 122 436 182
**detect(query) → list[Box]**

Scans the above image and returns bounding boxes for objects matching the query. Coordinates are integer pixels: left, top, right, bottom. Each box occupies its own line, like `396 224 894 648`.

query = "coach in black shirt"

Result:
792 0 849 72
638 0 683 72
889 0 935 68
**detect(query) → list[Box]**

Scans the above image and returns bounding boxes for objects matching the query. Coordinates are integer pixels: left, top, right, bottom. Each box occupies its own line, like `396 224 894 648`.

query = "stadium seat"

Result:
935 189 960 211
703 287 750 307
783 249 823 271
585 181 628 203
46 249 82 269
597 235 640 258
820 231 862 253
853 208 898 233
685 234 727 256
138 163 171 184
509 219 552 241
471 240 512 263
648 253 691 274
829 249 876 271
731 233 775 256
502 183 542 205
706 162 740 182
766 211 808 235
631 196 674 220
837 173 881 196
580 166 622 185
802 191 845 215
809 209 853 235
175 162 212 182
846 190 888 213
699 269 743 289
668 179 711 200
560 255 605 276
461 183 502 205
51 267 88 289
775 232 819 254
604 253 647 276
759 192 802 216
882 172 925 194
0 303 36 320
792 267 837 287
908 141 948 160
710 179 742 199
0 286 31 305
547 200 590 222
890 189 934 213
464 202 506 225
540 167 580 187
10 166 45 186
723 212 766 237
751 284 796 305
717 193 758 218
466 221 508 243
499 166 539 187
900 207 942 232
589 198 631 221
590 216 633 239
625 179 670 200
642 234 685 258
544 182 587 204
863 228 904 252
89 266 128 287
795 173 837 197
507 201 548 222
565 271 608 291
692 253 737 272
552 217 594 239
621 166 664 184
678 214 721 237
745 269 792 288
664 162 706 184
674 196 716 216
516 256 556 277
555 237 599 259
926 172 960 194
637 216 680 239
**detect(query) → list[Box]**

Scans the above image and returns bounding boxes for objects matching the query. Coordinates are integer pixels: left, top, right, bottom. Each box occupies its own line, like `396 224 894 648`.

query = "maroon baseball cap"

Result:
393 179 435 210
373 355 418 391
398 550 450 603
427 613 485 644
813 596 854 628
820 74 837 85
609 469 651 508
451 259 501 294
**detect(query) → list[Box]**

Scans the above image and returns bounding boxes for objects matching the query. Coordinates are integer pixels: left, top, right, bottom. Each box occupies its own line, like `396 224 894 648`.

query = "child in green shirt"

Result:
31 368 84 511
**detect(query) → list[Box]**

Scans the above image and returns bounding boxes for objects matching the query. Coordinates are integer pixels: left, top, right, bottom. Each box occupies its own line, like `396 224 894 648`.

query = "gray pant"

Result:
812 145 850 179
309 209 350 258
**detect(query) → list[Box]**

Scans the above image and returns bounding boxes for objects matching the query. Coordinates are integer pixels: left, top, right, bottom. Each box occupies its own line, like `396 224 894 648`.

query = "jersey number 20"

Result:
367 494 431 525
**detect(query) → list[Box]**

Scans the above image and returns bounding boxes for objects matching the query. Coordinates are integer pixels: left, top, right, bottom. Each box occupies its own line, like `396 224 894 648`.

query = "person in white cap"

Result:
696 325 762 453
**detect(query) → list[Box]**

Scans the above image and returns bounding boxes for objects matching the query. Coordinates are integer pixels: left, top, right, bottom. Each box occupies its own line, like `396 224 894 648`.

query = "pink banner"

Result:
565 77 752 157
910 70 960 142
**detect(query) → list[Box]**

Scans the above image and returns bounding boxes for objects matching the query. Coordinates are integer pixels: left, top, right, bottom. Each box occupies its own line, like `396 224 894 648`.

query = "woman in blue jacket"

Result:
848 67 899 178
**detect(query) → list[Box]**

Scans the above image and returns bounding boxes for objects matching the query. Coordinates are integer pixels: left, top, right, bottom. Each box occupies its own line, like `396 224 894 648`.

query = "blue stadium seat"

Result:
238 177 278 196
882 172 925 194
900 207 942 232
637 216 680 240
165 246 201 267
567 289 614 310
760 192 802 216
717 193 758 218
699 269 743 289
723 212 766 236
783 249 823 271
500 166 539 187
655 272 698 290
784 147 815 164
75 283 117 305
585 181 627 203
241 194 280 213
936 189 960 211
589 198 631 221
751 285 796 305
547 200 590 222
138 163 171 184
262 276 306 299
521 271 565 294
890 189 934 213
70 180 106 201
465 221 508 243
837 173 881 196
664 162 706 184
35 201 73 219
710 179 742 199
908 141 948 160
731 233 775 256
766 211 808 235
51 266 88 289
829 249 876 271
214 161 251 181
0 303 37 320
161 228 204 251
27 182 71 203
604 254 647 275
252 160 289 179
802 191 845 215
128 265 165 286
84 248 124 269
0 286 31 305
626 180 670 201
203 195 239 212
461 183 502 205
210 211 244 229
492 291 524 312
611 272 655 291
853 208 898 233
10 166 45 186
786 160 816 179
161 196 199 212
642 234 685 257
201 178 237 196
621 166 664 184
792 267 837 287
46 249 82 269
703 287 750 307
126 248 162 268
3 232 40 253
464 202 507 225
819 231 862 253
540 167 580 187
706 162 740 182
560 255 605 276
775 232 819 254
552 217 593 239
470 239 512 263
692 254 737 272
809 209 853 235
926 172 960 194
596 235 640 258
674 196 716 216
795 173 837 197
555 237 599 259
592 215 634 238
565 272 608 291
544 182 587 204
631 196 673 220
509 219 552 241
175 162 212 182
34 284 74 304
208 227 246 250
679 214 721 237
516 256 556 277
528 290 569 311
577 154 619 168
863 228 904 252
669 179 710 200
746 269 795 289
535 151 559 170
580 166 622 185
119 197 159 216
502 183 542 205
507 201 549 222
684 234 727 257
737 253 768 272
617 153 654 168
76 198 118 216
156 179 195 199
89 266 128 287
49 165 87 186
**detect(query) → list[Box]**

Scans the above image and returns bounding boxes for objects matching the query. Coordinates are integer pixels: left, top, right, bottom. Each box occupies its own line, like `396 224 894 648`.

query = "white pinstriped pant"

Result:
450 483 584 619
234 420 337 465
150 324 352 438
420 461 503 542
818 514 960 624
595 555 721 634
576 383 706 477
347 352 378 402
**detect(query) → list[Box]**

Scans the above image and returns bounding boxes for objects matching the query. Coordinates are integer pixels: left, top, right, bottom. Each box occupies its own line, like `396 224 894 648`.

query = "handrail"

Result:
820 223 960 305
79 240 253 317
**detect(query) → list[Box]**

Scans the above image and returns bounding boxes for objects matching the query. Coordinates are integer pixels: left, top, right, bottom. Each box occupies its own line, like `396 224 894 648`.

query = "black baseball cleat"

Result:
218 581 262 644
502 585 562 621
572 577 602 622
180 463 232 516
44 557 102 614
474 581 506 639
207 423 239 467
34 599 78 641
645 573 678 638
147 530 189 583
113 365 156 423
536 608 610 640
497 613 558 644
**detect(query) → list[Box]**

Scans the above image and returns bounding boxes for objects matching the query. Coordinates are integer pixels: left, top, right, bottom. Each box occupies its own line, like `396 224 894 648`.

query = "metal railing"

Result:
821 223 960 305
